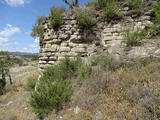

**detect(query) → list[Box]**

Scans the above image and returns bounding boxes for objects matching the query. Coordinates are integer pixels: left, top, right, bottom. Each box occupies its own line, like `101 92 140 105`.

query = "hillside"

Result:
0 0 160 120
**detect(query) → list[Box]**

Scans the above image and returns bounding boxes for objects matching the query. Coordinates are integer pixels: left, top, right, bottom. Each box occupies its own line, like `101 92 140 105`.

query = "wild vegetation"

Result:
2 0 160 119
49 7 64 30
30 16 46 43
62 0 79 9
76 11 97 29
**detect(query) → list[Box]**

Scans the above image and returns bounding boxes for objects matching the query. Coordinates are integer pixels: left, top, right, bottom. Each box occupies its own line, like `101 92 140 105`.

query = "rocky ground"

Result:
0 62 38 120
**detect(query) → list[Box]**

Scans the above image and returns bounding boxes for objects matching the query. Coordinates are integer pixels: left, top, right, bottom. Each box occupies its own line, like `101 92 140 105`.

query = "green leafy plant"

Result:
31 16 46 43
49 7 64 30
77 65 92 83
102 56 115 70
127 0 142 15
95 0 108 9
102 0 117 20
0 81 6 95
76 11 97 29
94 0 118 20
29 57 83 117
123 26 147 46
153 1 160 24
91 55 101 66
30 80 72 117
26 77 37 91
62 0 79 9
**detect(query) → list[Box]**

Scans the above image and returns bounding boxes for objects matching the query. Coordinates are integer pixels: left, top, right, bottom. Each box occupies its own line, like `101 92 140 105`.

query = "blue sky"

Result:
0 0 93 53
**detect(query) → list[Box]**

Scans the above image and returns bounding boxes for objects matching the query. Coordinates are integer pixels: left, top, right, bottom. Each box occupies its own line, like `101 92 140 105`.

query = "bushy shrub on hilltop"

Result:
76 11 97 29
127 0 142 15
49 7 64 30
29 56 83 117
31 16 46 42
95 0 118 21
153 1 160 24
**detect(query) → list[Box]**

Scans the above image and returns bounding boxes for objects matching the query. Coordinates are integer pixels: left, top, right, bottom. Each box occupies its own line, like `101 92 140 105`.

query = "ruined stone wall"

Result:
39 9 153 73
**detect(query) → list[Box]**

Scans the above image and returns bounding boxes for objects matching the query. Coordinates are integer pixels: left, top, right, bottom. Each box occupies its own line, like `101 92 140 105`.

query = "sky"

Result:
0 0 93 53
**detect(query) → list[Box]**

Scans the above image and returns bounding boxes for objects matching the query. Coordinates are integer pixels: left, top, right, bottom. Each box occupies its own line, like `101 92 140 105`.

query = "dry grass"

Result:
0 62 38 120
45 58 160 120
1 58 160 120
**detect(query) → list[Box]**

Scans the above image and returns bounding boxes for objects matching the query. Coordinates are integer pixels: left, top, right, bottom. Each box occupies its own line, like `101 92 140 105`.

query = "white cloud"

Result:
0 24 21 52
1 0 30 7
0 24 20 38
34 37 39 44
25 31 31 35
23 47 28 50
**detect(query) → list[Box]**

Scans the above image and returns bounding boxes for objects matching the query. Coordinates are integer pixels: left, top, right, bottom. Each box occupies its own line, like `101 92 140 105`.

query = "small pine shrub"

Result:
153 1 160 24
127 0 142 15
49 7 64 29
0 81 6 95
102 56 115 70
123 26 147 46
11 58 24 66
102 0 117 20
41 57 81 83
77 65 92 83
95 0 108 9
76 11 97 29
30 80 72 117
90 55 115 70
29 57 83 117
31 16 46 43
91 55 101 66
26 77 37 91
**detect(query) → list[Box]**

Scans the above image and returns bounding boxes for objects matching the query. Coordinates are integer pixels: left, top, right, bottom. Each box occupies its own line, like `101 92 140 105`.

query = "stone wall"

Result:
39 9 153 74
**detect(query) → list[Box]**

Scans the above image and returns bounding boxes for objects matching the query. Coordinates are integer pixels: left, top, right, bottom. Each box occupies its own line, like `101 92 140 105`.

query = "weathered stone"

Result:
59 34 69 40
70 35 78 41
155 49 160 55
61 42 68 47
65 31 72 35
70 20 77 25
59 47 71 52
102 36 113 41
39 61 47 64
79 44 88 48
49 56 57 61
45 44 52 48
48 61 55 65
58 57 65 60
71 47 86 53
52 39 61 44
68 42 78 47
39 57 48 60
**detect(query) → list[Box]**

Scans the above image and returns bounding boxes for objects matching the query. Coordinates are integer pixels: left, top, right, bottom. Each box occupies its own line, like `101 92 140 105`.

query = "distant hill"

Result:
9 52 38 56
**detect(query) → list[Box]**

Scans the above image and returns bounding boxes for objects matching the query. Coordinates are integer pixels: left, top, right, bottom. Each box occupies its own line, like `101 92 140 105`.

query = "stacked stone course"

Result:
39 9 153 73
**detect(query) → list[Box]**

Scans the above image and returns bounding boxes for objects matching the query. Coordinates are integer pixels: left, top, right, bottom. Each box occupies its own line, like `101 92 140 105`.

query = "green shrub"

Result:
145 24 160 37
31 16 46 42
41 57 81 83
76 11 97 29
123 26 147 46
102 0 117 20
153 1 160 24
95 0 108 9
26 77 37 91
49 7 64 29
29 57 83 116
127 0 142 15
11 58 24 66
30 80 72 117
91 55 101 66
0 81 6 95
77 65 92 83
102 56 115 70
